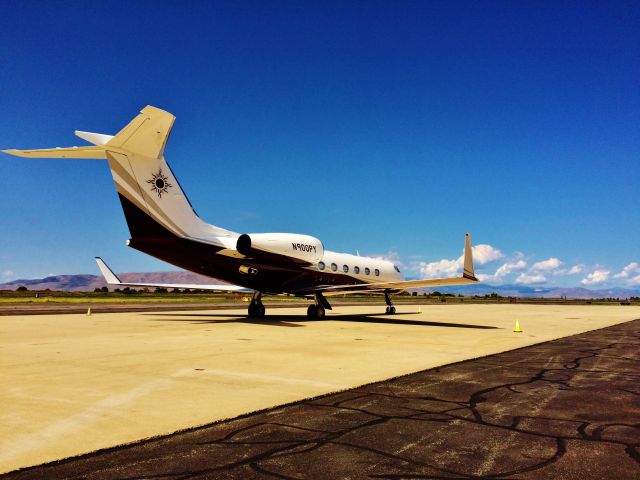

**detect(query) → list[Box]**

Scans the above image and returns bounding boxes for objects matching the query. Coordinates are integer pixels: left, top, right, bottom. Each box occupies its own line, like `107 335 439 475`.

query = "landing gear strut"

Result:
307 292 332 319
384 290 396 315
248 291 265 318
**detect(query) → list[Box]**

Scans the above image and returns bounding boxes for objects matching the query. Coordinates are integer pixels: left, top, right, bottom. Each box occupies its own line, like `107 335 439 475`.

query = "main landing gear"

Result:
384 290 396 315
307 304 325 320
307 292 332 319
248 291 265 318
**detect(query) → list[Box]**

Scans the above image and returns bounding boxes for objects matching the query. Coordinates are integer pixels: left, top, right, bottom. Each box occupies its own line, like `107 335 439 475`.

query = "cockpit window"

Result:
375 268 380 276
394 265 401 273
331 263 338 272
343 265 349 273
365 267 371 275
354 266 360 274
318 261 325 270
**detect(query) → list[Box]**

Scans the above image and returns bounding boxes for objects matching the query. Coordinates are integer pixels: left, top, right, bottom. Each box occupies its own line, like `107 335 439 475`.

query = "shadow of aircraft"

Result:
145 312 499 330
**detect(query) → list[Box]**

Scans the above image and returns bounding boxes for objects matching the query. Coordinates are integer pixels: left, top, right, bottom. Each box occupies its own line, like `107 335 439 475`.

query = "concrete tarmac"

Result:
6 317 638 479
1 304 638 474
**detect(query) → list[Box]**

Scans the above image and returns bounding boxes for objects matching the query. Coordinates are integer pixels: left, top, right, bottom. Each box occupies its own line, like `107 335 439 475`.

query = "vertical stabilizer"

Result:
99 106 236 242
3 106 237 245
107 106 175 159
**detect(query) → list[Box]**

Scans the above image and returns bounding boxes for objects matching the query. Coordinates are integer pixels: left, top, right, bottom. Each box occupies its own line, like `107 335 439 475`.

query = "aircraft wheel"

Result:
316 305 325 319
307 304 317 319
385 306 390 314
389 306 396 315
249 303 265 318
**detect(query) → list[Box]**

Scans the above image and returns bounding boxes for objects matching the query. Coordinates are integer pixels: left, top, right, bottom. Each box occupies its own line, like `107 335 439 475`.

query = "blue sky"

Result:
1 1 638 288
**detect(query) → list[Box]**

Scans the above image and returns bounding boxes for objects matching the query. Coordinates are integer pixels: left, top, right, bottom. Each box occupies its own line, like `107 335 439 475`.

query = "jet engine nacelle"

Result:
236 233 324 263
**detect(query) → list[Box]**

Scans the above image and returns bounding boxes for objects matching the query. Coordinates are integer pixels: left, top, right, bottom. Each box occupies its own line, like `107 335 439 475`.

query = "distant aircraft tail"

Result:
3 106 236 244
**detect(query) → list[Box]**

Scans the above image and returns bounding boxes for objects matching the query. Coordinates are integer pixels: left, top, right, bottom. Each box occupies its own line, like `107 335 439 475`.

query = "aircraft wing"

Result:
309 232 478 296
316 275 477 296
95 258 251 292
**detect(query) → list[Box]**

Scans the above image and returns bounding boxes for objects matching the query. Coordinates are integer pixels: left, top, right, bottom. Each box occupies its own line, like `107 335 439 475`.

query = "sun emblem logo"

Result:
147 169 173 199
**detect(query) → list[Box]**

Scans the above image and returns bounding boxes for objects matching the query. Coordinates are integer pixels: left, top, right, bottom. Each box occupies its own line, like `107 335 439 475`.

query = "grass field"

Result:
0 290 637 306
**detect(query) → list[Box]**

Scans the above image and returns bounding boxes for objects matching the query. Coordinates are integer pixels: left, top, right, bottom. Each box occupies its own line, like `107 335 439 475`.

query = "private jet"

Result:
3 106 478 318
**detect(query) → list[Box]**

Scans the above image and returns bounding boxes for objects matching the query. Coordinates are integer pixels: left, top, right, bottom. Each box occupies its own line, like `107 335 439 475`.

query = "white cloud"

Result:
613 262 640 279
419 258 461 279
477 259 528 284
418 244 502 279
2 270 14 279
531 258 563 271
372 251 405 270
476 273 493 282
581 270 610 286
628 275 640 286
515 273 547 285
567 264 584 275
494 260 527 278
472 244 504 265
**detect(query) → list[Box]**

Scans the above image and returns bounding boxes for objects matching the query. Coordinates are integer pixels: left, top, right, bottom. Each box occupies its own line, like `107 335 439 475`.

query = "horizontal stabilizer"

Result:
95 258 251 292
2 146 106 159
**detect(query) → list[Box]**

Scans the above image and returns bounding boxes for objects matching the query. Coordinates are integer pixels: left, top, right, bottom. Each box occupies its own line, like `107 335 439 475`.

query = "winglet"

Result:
463 233 476 280
95 257 122 285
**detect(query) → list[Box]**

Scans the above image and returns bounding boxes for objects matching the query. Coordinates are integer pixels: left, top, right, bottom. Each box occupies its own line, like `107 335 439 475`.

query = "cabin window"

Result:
318 261 325 271
331 263 338 272
354 266 360 274
375 268 380 276
343 265 349 273
394 265 401 273
365 267 371 275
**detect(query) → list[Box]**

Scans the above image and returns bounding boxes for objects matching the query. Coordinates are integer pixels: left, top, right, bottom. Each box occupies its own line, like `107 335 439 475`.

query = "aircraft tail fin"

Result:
106 105 175 159
3 106 236 244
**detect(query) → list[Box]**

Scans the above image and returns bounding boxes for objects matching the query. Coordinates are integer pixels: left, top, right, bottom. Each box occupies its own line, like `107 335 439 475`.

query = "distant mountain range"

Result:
1 272 639 299
0 271 219 292
429 283 640 299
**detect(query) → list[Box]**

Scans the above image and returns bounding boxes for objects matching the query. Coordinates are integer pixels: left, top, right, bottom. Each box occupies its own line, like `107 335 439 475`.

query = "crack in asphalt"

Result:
3 321 640 479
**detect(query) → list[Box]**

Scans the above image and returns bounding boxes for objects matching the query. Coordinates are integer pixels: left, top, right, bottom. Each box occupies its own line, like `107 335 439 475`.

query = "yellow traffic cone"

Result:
87 307 92 316
514 319 522 333
418 305 422 314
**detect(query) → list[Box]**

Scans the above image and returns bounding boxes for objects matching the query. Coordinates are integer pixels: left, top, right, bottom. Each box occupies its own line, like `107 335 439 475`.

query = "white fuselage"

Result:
314 250 403 284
